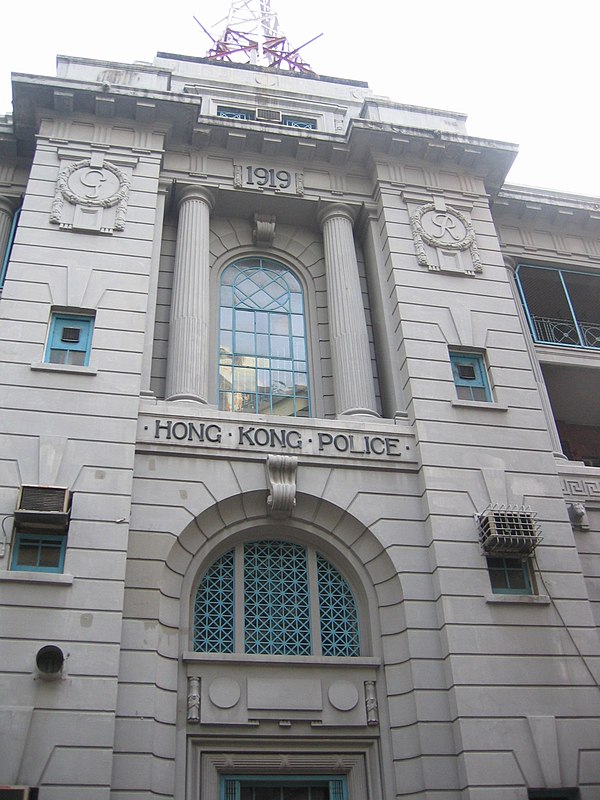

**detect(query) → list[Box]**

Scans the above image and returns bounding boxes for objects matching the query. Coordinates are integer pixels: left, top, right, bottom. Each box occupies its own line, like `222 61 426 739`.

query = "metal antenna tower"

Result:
195 0 321 73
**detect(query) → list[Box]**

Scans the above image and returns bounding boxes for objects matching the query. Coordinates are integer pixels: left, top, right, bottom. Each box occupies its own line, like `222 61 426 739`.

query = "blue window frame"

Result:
193 540 360 657
0 206 21 291
221 774 347 800
11 530 67 573
217 106 256 121
281 115 317 130
516 263 600 350
219 258 310 417
449 351 491 402
45 313 94 366
487 556 532 595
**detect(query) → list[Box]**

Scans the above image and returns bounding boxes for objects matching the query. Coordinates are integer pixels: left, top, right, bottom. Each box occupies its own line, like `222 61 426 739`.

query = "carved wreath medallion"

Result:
410 202 482 274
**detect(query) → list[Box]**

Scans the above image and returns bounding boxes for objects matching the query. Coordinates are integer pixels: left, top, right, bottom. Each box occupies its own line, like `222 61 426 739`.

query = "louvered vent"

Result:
15 486 71 528
257 108 281 122
477 505 542 555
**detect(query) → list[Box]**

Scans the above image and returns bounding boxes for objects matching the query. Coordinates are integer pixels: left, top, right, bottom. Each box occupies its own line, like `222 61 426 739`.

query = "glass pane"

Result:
220 307 233 330
471 387 488 401
290 293 303 313
256 334 270 356
17 542 39 566
39 542 62 568
68 351 86 366
236 310 255 332
193 549 235 653
272 395 295 415
257 393 272 413
236 332 255 355
219 391 233 411
220 330 233 356
256 311 269 333
291 314 304 336
49 349 67 364
517 266 577 345
293 338 306 360
271 335 290 358
270 314 290 336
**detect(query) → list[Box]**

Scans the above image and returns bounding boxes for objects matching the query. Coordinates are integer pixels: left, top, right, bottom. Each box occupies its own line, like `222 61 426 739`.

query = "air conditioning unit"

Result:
0 788 39 800
14 485 72 528
476 505 542 555
256 108 281 122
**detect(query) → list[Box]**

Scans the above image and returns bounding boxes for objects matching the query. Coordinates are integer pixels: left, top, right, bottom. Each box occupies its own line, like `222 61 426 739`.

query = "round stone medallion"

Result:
328 680 359 711
208 677 241 709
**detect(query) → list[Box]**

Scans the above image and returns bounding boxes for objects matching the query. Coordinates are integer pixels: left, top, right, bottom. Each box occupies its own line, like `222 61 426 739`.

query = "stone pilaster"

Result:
166 186 214 403
318 203 378 418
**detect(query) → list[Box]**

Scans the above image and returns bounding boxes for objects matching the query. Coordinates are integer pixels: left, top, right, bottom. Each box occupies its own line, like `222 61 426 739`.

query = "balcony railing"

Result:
531 316 600 349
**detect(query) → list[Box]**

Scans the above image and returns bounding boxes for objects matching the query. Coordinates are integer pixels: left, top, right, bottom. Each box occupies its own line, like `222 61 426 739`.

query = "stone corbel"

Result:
568 501 590 531
266 454 297 519
253 213 276 246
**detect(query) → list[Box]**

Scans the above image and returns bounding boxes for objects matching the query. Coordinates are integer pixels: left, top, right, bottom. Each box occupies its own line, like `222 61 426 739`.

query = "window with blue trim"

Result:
219 258 310 417
0 206 21 291
217 106 256 121
45 313 94 366
194 540 360 657
449 351 491 402
281 115 317 130
516 263 600 350
221 775 347 800
487 556 533 595
11 530 67 573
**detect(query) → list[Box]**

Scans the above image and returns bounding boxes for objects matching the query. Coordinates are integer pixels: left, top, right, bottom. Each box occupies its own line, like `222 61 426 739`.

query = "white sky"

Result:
1 0 598 196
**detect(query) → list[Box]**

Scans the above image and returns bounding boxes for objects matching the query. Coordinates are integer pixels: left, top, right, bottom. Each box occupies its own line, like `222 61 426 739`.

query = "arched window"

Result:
218 258 310 416
193 540 360 657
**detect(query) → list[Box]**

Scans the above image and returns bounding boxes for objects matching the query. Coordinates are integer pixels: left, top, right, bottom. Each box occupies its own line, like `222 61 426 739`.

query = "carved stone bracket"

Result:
266 454 298 519
253 213 276 246
568 501 590 531
50 155 131 234
410 200 482 275
364 680 379 726
187 675 200 723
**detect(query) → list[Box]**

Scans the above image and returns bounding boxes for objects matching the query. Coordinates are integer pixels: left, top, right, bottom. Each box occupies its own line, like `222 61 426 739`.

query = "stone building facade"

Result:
0 51 599 800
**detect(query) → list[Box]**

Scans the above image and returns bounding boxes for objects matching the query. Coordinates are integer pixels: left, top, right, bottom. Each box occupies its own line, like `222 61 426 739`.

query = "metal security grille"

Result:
244 540 312 655
477 505 542 555
219 258 310 417
193 549 235 652
193 542 360 657
317 554 360 656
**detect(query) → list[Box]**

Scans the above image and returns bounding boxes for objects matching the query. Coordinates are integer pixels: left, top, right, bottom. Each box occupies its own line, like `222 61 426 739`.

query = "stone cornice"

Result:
494 183 600 228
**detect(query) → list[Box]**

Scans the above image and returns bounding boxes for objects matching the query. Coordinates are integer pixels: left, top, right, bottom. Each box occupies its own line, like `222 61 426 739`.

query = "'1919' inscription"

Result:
234 164 304 195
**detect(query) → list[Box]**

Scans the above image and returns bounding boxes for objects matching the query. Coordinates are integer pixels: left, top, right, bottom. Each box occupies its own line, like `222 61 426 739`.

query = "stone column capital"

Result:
176 185 215 212
317 202 356 228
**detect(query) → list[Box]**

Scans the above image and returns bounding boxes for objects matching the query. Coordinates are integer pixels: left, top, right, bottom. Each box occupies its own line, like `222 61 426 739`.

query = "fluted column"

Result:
166 186 214 403
0 198 15 281
318 203 378 418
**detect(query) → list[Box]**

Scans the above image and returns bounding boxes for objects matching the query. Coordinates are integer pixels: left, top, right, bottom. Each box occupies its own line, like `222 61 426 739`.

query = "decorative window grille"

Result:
449 351 491 401
219 258 310 417
216 106 256 121
477 505 542 555
281 115 317 129
516 264 600 351
193 540 360 657
45 313 94 366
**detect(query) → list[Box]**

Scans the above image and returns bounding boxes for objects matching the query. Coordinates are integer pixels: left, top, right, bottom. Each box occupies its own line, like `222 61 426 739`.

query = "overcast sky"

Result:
2 0 597 196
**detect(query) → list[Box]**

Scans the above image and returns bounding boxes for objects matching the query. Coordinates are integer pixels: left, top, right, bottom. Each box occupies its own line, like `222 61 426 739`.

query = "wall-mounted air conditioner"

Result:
476 505 542 555
14 485 72 528
256 108 281 122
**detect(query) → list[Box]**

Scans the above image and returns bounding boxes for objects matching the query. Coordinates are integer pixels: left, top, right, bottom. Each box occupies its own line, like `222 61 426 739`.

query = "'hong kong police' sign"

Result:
140 417 413 463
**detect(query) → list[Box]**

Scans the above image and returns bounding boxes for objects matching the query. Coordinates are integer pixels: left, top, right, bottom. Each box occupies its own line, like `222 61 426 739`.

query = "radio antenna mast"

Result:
196 0 321 73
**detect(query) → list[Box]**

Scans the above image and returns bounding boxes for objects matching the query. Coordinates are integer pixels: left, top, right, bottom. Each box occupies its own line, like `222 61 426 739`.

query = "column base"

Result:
337 407 381 420
166 393 209 404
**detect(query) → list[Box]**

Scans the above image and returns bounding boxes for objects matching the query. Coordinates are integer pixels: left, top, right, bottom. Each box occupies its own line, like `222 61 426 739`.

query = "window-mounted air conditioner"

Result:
476 505 542 555
256 108 281 122
14 485 72 528
0 787 39 800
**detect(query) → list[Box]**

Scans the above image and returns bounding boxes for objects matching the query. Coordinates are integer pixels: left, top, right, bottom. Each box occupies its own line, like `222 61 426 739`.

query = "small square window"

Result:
449 351 491 402
487 556 533 595
11 530 67 573
45 313 94 366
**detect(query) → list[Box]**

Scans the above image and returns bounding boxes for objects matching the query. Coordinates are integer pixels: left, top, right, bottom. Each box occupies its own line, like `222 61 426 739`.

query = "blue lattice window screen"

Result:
219 258 310 417
317 553 360 656
193 549 235 652
193 541 360 657
244 540 312 655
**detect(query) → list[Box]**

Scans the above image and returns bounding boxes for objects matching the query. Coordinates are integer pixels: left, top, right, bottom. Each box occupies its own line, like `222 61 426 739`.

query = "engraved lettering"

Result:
286 430 302 449
155 419 172 439
206 424 222 443
318 432 333 451
239 426 256 446
171 421 189 440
